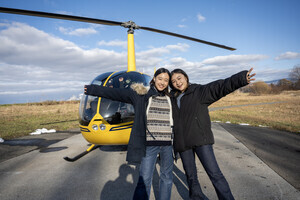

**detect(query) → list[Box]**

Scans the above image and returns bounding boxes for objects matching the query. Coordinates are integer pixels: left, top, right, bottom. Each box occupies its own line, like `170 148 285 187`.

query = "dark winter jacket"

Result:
84 83 172 165
171 70 249 153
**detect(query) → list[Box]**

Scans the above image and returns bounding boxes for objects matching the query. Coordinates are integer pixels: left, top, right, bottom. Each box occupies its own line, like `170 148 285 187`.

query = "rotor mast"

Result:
121 21 140 72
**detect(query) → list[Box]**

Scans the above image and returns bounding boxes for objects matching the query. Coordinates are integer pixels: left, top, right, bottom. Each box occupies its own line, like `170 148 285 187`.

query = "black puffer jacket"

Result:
85 83 161 164
171 70 249 153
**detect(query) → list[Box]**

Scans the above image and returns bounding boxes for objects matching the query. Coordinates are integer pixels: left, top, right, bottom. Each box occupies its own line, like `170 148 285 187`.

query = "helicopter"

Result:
0 7 236 162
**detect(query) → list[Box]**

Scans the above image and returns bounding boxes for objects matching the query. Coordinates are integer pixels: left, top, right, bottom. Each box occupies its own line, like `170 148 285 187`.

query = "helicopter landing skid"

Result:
63 144 100 162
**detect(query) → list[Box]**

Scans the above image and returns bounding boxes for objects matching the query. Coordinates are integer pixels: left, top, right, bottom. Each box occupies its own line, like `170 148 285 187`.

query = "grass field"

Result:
0 101 80 139
0 91 299 139
209 90 300 133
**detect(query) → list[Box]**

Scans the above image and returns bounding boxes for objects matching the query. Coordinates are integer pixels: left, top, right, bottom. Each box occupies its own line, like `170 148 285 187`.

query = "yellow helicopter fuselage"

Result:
80 117 132 145
79 33 151 145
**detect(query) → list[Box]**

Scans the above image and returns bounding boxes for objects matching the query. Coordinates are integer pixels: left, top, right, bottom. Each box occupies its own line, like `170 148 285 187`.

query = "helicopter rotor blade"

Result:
0 7 123 26
139 26 236 51
0 6 236 50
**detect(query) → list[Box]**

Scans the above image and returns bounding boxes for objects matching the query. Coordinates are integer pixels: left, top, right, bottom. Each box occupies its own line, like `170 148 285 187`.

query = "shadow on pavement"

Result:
99 158 189 200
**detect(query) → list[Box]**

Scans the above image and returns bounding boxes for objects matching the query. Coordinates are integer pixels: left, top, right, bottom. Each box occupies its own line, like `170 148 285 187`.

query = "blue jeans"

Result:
133 146 174 200
180 145 234 200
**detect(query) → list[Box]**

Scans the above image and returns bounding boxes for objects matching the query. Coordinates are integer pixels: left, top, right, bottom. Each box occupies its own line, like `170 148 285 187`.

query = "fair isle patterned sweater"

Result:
146 95 173 146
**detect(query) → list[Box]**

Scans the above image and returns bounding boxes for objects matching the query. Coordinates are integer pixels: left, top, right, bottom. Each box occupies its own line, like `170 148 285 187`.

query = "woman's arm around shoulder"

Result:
84 84 135 104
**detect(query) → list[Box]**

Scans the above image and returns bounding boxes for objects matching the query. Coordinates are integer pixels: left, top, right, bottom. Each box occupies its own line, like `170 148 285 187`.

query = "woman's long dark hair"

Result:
150 68 171 96
170 68 189 90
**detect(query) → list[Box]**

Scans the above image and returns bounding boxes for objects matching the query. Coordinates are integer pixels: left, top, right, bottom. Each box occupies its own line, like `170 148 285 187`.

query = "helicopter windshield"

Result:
79 71 151 126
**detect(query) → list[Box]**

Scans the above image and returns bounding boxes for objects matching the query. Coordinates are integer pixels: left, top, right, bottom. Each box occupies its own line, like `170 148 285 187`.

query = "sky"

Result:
0 0 299 104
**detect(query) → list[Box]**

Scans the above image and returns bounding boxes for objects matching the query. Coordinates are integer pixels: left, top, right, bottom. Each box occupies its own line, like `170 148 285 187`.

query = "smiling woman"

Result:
84 68 174 199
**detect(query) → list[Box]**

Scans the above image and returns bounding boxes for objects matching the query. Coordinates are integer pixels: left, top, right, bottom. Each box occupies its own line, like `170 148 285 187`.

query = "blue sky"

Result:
0 0 299 104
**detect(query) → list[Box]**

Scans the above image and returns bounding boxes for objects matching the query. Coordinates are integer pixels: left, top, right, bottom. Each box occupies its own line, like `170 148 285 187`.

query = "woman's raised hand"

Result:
84 85 88 94
247 68 256 83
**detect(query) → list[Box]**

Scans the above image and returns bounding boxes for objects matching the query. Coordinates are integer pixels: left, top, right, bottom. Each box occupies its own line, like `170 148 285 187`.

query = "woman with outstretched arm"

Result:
85 68 174 200
170 68 256 200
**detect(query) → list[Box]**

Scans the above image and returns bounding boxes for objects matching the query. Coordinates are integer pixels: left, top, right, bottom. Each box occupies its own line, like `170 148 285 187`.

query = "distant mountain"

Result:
265 79 282 84
265 78 294 84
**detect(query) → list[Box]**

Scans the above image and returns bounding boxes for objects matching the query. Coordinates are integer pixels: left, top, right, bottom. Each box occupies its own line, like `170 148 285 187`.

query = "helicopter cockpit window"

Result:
79 72 151 126
91 80 103 86
100 72 150 124
79 95 99 126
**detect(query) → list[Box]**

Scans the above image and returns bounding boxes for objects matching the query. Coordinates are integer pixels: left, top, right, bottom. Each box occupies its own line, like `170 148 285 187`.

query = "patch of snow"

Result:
239 123 250 126
30 128 56 135
0 138 4 143
226 121 231 124
259 125 268 128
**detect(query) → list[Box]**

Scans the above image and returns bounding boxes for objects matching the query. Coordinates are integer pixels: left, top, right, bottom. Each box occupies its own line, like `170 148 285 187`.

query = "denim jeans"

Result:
180 145 234 200
133 145 174 200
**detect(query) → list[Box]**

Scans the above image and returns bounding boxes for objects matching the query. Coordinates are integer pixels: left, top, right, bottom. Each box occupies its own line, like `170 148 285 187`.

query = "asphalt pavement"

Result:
0 130 79 163
0 123 299 199
219 122 300 190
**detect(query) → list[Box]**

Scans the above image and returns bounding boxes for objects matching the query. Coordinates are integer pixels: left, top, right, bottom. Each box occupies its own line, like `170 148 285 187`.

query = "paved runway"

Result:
219 122 300 190
0 123 299 199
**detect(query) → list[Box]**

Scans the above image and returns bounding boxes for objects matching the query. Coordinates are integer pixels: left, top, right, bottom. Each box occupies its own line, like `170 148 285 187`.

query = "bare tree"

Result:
288 65 300 90
289 64 300 82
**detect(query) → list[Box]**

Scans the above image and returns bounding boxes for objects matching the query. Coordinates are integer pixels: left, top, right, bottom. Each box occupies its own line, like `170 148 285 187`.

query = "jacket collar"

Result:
146 85 161 98
171 83 198 97
184 84 198 94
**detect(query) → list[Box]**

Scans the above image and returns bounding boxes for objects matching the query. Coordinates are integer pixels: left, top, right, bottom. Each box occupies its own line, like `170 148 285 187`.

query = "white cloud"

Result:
67 94 83 101
136 43 190 67
169 57 197 68
252 67 291 82
98 39 127 48
181 18 187 22
163 55 270 84
202 54 268 66
0 22 292 104
274 51 300 60
0 22 10 28
56 11 73 15
0 22 194 103
0 22 126 73
0 87 78 95
177 24 186 28
138 43 189 58
197 13 206 22
59 26 97 36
